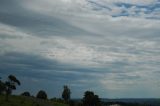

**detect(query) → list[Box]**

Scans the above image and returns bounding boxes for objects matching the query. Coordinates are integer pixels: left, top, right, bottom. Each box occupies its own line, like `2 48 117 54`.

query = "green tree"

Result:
0 78 6 94
62 85 71 102
82 91 101 106
36 90 47 99
5 75 21 101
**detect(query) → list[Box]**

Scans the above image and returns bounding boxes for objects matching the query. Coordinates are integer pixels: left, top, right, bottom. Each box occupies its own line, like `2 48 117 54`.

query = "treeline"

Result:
0 75 101 106
0 75 152 106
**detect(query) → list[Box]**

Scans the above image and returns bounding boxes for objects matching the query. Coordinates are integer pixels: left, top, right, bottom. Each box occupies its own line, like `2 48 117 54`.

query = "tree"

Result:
93 95 101 106
82 91 101 106
62 85 71 102
0 79 6 94
21 91 31 96
36 90 47 99
5 75 21 101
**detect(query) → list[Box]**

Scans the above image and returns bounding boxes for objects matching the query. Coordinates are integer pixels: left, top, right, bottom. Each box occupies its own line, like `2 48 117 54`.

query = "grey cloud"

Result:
0 0 93 38
1 13 91 37
0 51 106 97
0 51 101 81
0 34 23 39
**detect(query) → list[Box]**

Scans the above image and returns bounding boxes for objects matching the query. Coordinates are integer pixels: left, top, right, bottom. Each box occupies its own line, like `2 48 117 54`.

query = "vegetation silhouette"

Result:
0 75 158 106
36 90 48 99
4 75 20 101
21 91 31 97
0 79 6 94
62 85 71 102
82 91 101 106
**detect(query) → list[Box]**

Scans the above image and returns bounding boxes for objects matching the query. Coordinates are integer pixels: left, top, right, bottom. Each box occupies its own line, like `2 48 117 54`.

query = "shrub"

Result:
21 91 30 96
36 90 47 99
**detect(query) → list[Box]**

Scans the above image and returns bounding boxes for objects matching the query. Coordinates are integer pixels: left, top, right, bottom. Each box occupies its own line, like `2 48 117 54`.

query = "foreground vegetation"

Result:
0 94 68 106
0 94 155 106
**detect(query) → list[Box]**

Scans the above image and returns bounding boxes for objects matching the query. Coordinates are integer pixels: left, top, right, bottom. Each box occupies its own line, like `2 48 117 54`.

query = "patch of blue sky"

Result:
112 10 129 17
87 0 112 11
112 2 160 19
115 2 160 14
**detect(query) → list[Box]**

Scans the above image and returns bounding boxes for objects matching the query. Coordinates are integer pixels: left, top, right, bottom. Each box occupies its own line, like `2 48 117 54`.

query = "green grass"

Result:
0 95 68 106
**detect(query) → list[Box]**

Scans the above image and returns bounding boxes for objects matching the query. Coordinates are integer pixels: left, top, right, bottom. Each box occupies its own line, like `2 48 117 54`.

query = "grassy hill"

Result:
0 95 68 106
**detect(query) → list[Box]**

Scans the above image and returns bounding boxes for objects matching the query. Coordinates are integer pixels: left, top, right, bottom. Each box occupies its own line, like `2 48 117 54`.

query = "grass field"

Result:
0 95 69 106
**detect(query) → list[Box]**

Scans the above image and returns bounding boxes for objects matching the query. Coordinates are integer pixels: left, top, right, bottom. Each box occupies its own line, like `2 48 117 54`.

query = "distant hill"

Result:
101 98 160 106
72 98 160 106
0 95 68 106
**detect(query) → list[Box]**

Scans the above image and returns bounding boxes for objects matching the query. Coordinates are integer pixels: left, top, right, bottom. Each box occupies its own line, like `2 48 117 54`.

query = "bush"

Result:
21 91 30 96
82 91 101 106
36 90 47 99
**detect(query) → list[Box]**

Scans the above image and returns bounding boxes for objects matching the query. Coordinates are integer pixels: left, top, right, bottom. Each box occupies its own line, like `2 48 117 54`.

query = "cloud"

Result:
19 0 160 19
0 0 160 98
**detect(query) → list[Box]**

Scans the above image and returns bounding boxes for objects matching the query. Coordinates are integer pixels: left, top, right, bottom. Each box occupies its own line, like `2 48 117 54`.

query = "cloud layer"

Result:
0 0 160 98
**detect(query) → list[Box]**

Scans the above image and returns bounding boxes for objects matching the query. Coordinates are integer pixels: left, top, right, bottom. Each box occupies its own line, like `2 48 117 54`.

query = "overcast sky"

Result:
0 0 160 98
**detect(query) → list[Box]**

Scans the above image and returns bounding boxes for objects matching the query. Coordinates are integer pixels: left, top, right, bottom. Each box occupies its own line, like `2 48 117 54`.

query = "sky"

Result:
0 0 160 98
